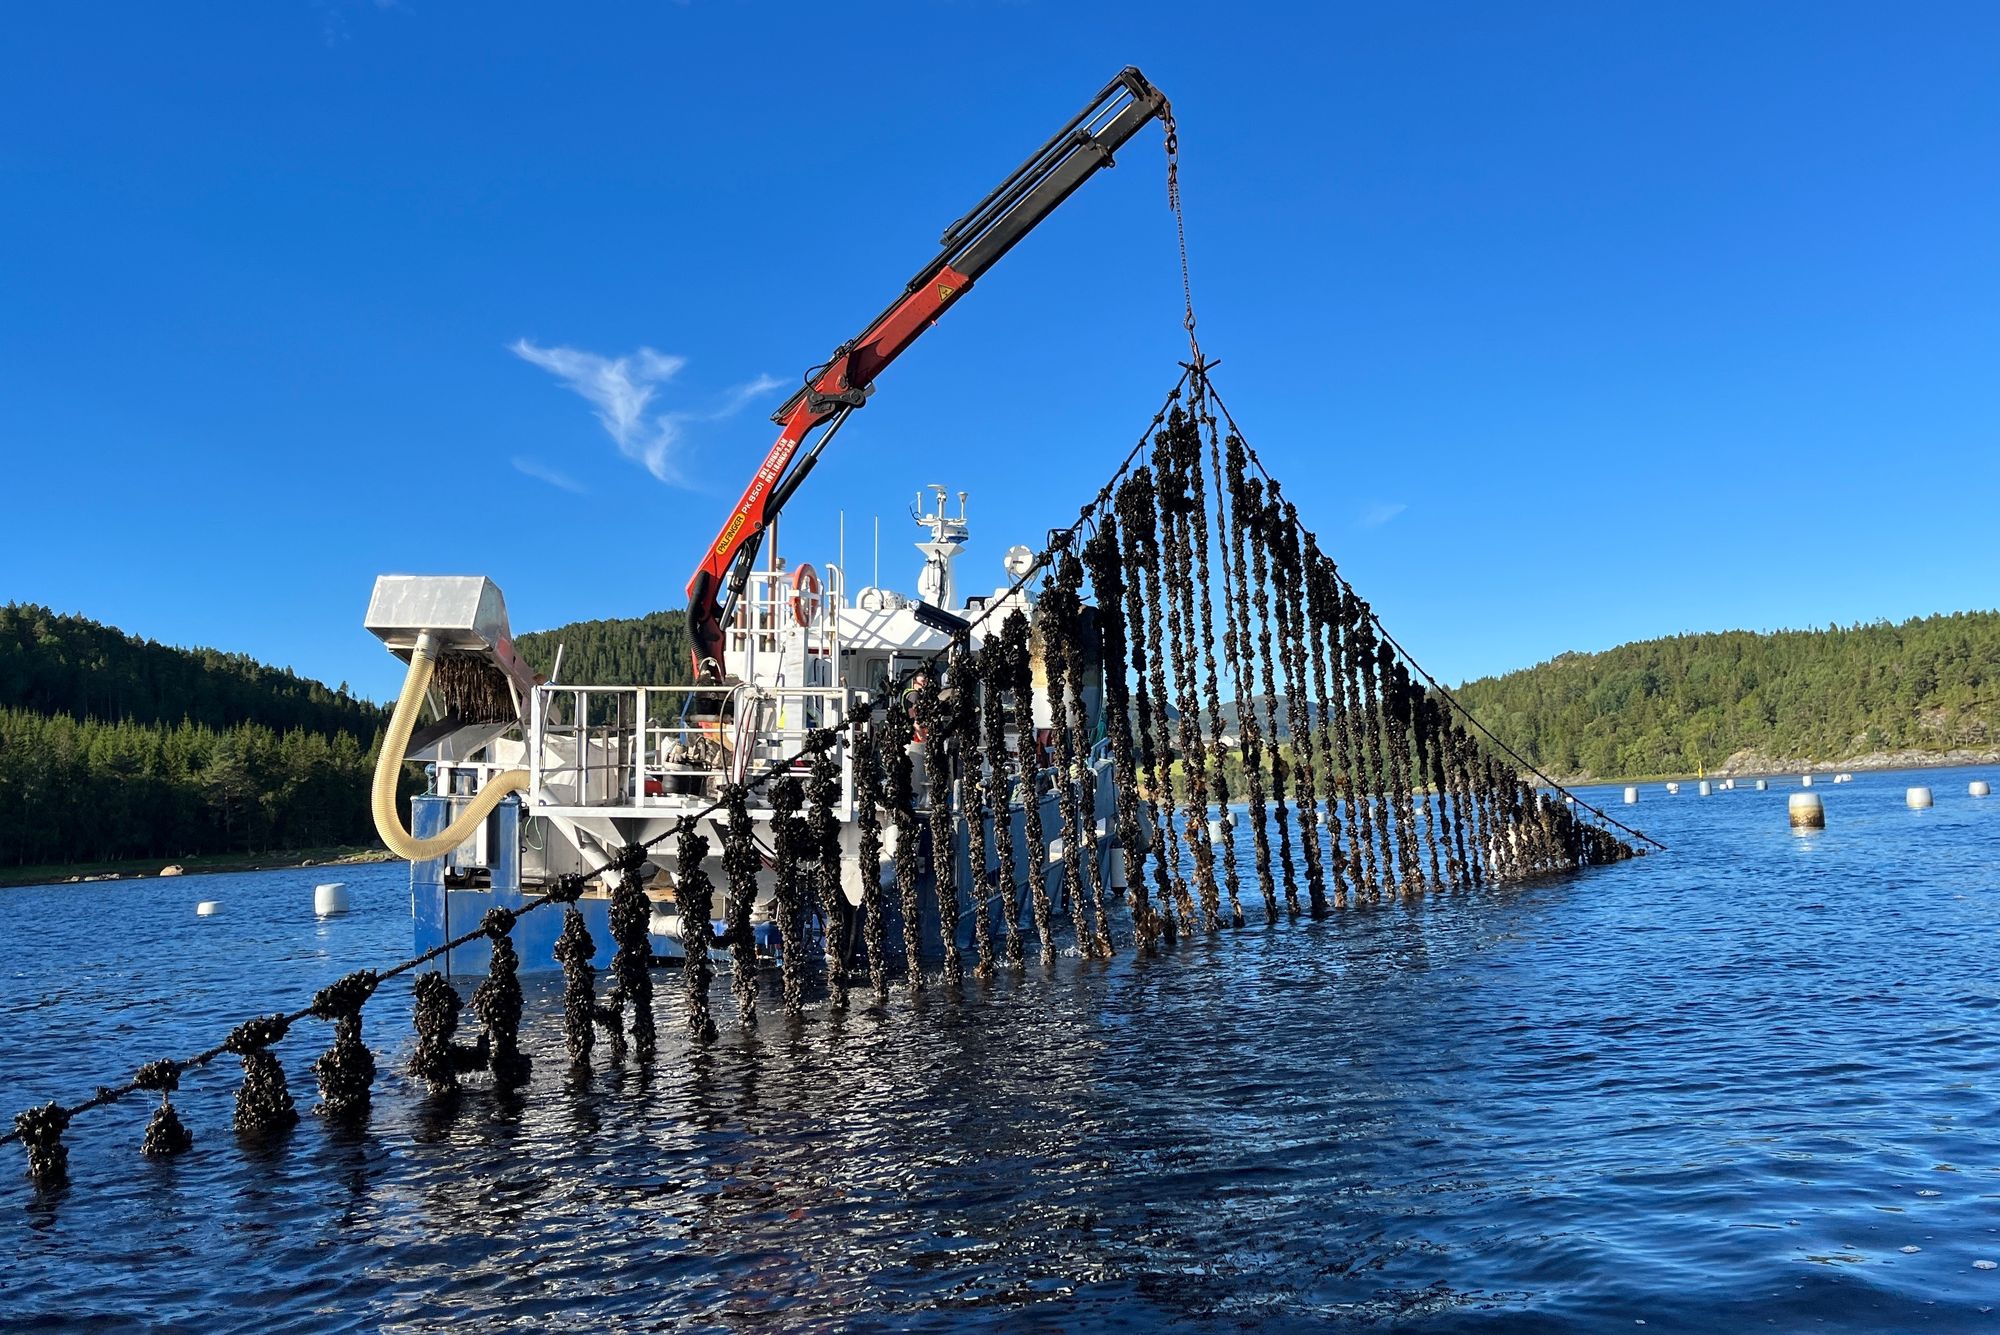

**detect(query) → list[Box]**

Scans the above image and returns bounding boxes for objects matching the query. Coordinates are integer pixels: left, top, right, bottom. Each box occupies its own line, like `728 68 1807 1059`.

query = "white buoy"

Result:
1698 780 1712 797
1222 810 1237 829
196 901 221 916
1623 786 1639 805
1971 780 1991 798
1665 782 1680 795
1755 779 1769 791
1788 792 1825 829
1207 818 1225 845
1907 786 1933 810
1801 774 1814 787
313 882 351 917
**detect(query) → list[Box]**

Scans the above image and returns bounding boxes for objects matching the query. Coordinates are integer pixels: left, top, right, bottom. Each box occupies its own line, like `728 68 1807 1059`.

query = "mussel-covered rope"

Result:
957 650 998 978
134 1059 193 1158
769 775 810 1016
1005 610 1057 964
1240 467 1297 915
1155 410 1222 931
1118 467 1192 937
550 888 604 1064
882 698 926 991
850 716 891 999
1083 519 1156 949
804 728 849 1009
310 970 379 1121
1217 427 1279 922
1301 539 1354 908
1178 396 1244 928
227 1013 299 1139
1268 494 1329 914
1043 549 1113 957
607 845 658 1059
718 782 763 1028
914 670 965 985
471 908 533 1088
411 969 484 1093
978 631 1026 968
670 826 720 1043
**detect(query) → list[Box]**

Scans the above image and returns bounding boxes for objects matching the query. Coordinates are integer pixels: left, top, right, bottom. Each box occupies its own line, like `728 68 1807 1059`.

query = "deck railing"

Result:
529 682 857 818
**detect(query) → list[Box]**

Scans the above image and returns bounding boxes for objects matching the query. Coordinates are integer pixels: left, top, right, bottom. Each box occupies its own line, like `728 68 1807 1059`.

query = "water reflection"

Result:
4 770 2000 1329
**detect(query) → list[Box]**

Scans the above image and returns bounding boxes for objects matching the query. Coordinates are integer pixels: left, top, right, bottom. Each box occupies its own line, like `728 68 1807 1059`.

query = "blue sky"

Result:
4 2 1995 702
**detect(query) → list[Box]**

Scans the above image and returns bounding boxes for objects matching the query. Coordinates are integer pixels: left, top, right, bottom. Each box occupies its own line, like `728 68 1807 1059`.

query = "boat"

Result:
362 488 1133 976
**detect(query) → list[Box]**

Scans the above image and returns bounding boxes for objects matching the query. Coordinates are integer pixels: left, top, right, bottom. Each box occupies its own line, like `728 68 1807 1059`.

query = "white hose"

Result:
371 632 530 862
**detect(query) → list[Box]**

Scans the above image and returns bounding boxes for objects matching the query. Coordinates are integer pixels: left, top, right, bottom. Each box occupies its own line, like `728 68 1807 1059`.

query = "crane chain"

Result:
1161 103 1203 370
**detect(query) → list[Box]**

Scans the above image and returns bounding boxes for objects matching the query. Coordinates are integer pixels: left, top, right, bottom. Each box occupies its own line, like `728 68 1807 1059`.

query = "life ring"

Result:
790 563 822 628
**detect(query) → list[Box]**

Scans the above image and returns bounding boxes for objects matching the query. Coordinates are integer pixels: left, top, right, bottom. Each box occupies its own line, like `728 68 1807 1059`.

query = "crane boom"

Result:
685 66 1170 676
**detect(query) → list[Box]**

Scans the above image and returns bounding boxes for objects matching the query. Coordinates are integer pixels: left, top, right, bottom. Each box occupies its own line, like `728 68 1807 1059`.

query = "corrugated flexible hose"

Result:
371 632 530 862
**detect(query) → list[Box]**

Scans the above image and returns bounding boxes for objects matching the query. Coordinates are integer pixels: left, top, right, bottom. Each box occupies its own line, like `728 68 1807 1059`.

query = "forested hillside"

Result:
517 609 692 686
0 605 393 868
1452 611 2000 780
0 603 383 735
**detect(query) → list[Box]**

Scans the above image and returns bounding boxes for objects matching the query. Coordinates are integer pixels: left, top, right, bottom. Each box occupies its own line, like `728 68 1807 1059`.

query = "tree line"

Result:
0 605 400 868
0 602 384 736
0 708 396 867
1450 611 2000 780
516 609 692 686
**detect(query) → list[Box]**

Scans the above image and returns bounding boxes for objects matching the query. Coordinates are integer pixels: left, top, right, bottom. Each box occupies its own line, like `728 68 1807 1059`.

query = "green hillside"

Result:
1452 611 2000 780
0 604 393 868
0 603 383 735
517 609 692 686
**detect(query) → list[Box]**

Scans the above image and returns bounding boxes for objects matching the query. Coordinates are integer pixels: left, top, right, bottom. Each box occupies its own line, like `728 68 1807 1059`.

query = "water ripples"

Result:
3 766 1999 1330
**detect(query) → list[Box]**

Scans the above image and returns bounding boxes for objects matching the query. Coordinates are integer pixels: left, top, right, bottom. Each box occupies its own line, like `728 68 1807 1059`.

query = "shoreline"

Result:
1531 751 2000 790
0 845 397 891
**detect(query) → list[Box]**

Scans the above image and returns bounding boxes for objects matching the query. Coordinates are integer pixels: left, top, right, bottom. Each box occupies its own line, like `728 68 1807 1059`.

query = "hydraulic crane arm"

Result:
685 66 1170 676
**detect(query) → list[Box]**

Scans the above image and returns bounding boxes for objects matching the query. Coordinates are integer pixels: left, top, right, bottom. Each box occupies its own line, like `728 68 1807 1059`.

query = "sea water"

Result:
2 765 1997 1331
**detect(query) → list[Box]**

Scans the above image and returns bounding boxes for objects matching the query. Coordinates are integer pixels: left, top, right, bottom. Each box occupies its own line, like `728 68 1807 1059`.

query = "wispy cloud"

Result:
511 340 779 487
511 456 589 495
1358 501 1408 529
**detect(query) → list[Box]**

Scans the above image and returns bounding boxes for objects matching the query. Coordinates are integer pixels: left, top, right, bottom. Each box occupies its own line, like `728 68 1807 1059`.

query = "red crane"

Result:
684 67 1170 678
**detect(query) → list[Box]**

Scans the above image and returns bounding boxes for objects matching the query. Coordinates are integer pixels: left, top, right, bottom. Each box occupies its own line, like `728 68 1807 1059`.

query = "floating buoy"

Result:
1801 775 1814 787
1971 780 1991 798
1788 792 1824 829
1624 786 1639 805
1755 779 1769 791
1665 782 1680 795
1906 787 1933 810
1207 818 1225 845
1698 780 1712 798
195 901 221 916
313 882 351 917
